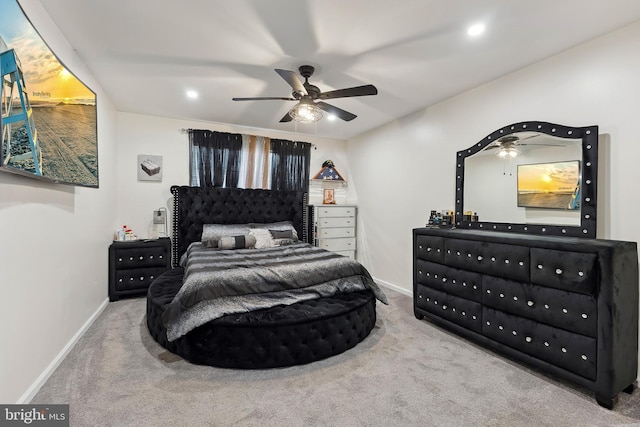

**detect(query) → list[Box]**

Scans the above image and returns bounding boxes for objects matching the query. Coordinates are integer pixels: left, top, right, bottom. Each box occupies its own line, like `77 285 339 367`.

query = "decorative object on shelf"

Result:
313 159 346 182
323 188 336 205
137 154 163 182
427 210 457 227
114 224 137 241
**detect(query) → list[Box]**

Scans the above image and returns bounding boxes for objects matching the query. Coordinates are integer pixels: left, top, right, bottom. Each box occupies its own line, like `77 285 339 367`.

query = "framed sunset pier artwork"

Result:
1 0 98 187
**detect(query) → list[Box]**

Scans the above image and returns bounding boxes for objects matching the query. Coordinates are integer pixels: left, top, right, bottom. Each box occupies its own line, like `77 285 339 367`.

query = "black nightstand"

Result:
108 237 171 301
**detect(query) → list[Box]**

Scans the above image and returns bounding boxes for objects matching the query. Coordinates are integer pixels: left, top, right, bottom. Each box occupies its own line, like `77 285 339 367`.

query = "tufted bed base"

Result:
146 186 378 369
147 268 376 368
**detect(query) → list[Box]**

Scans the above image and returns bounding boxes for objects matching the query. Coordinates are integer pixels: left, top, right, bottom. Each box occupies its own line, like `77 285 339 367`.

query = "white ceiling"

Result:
39 0 640 140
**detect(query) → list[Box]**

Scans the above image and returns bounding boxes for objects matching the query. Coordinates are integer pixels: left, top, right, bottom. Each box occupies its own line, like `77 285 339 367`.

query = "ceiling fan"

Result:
485 134 544 158
485 133 565 158
232 65 378 123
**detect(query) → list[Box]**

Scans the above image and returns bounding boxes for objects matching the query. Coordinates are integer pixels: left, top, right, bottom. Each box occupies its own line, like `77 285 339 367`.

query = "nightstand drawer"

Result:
318 227 355 238
114 267 168 291
316 206 356 218
318 237 356 252
318 217 355 228
113 246 169 269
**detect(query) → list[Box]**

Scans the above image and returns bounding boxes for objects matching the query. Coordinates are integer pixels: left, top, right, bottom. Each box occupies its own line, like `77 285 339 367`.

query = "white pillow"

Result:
249 228 274 249
249 221 298 241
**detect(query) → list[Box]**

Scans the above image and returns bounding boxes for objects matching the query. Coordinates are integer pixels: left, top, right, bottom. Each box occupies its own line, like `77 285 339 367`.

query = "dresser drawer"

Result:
316 206 356 218
318 227 355 238
483 307 597 381
318 237 356 252
415 286 482 333
482 275 597 337
318 216 356 228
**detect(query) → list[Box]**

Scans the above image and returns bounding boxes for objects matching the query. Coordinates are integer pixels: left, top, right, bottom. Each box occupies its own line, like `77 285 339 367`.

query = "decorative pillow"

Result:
273 238 296 247
201 224 251 248
269 229 294 239
250 221 298 241
218 234 257 250
249 228 274 249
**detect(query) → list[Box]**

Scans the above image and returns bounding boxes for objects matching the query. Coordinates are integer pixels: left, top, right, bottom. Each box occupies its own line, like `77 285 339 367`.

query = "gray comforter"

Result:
163 242 387 342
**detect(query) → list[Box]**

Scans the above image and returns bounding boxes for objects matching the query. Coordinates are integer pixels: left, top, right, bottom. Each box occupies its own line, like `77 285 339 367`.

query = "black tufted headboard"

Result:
170 186 308 267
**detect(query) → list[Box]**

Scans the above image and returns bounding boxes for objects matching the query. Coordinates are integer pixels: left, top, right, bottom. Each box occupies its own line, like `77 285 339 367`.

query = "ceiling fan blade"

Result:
232 97 296 101
319 84 378 100
316 101 357 121
279 111 293 123
275 69 308 96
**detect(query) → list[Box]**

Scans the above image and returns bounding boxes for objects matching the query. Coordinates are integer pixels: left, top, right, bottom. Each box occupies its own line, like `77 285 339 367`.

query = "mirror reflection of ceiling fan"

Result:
486 133 564 158
232 65 378 123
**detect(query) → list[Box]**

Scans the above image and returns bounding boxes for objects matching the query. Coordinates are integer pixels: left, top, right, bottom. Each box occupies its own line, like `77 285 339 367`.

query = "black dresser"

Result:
413 227 638 409
109 238 171 301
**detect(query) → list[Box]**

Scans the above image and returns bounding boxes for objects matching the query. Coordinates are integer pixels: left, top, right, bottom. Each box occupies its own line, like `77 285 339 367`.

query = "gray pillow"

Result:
218 235 257 250
201 224 251 248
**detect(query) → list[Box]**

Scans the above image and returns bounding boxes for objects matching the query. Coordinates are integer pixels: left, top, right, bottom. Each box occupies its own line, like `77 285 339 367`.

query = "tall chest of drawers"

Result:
313 205 357 258
413 227 638 409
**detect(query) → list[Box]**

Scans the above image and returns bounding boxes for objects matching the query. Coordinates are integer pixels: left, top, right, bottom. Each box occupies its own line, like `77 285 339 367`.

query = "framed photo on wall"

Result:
323 188 336 204
0 0 98 187
138 154 163 182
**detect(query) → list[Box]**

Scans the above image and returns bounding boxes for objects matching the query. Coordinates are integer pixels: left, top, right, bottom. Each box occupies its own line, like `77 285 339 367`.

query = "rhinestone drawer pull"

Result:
555 268 563 275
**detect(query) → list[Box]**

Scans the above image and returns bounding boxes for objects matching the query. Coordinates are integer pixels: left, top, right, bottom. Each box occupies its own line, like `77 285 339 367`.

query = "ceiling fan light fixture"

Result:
288 100 323 123
497 146 520 159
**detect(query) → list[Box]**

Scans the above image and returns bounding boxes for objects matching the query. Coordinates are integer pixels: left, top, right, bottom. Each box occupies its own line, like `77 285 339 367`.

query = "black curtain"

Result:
189 130 242 187
270 139 311 191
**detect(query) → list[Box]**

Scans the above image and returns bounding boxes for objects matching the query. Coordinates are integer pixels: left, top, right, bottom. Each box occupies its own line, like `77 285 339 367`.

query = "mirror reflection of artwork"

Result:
0 0 98 187
138 154 163 182
517 161 581 210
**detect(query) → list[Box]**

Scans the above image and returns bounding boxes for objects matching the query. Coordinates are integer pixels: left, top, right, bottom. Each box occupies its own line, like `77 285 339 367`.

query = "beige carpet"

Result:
32 288 640 427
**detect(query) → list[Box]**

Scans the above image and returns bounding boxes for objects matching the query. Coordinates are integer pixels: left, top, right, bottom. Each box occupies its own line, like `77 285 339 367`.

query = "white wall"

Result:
0 0 118 403
348 20 640 294
116 112 353 240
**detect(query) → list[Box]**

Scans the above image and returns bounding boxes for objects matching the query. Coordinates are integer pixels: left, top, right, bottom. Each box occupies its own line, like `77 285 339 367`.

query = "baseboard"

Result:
18 297 109 404
373 276 412 297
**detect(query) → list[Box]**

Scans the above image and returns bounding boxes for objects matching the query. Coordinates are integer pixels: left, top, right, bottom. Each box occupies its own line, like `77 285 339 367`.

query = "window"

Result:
189 130 310 192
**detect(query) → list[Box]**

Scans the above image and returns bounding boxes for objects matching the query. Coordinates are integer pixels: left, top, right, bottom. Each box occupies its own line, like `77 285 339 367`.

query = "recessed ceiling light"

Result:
186 90 198 99
467 23 485 37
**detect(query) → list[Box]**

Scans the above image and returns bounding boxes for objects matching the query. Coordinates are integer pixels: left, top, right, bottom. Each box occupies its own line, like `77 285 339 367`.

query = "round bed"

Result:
147 268 376 368
146 186 379 369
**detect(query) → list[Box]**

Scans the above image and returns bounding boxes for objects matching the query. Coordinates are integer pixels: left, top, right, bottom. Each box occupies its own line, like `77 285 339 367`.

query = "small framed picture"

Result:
323 188 336 204
138 154 163 182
